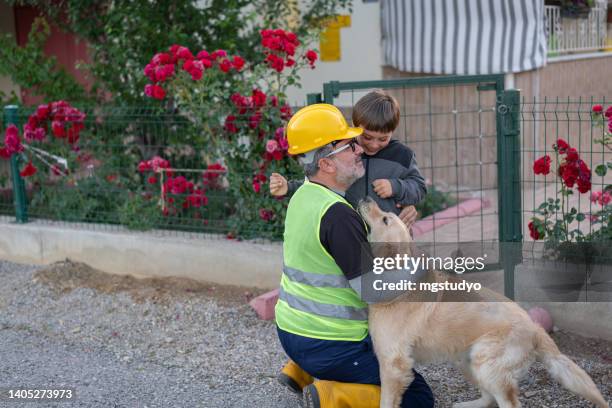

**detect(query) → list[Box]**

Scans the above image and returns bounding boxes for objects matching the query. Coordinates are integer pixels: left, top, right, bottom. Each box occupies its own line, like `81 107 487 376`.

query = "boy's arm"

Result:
286 179 304 198
269 173 304 198
389 157 427 206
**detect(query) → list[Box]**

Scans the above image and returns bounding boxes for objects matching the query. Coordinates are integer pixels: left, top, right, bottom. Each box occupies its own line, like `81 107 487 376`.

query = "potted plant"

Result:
559 0 595 19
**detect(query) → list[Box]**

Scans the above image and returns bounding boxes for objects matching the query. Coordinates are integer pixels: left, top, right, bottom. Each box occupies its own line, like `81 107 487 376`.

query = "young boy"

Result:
270 90 426 226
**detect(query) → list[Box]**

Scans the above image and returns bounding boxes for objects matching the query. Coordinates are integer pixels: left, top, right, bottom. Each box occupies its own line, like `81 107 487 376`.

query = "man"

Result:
275 104 434 408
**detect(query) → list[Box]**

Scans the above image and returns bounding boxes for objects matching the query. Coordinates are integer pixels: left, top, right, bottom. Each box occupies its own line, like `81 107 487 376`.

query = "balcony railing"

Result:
545 0 608 56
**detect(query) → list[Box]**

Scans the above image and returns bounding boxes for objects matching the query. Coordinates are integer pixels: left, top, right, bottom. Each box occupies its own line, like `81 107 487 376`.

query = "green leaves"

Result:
595 163 607 177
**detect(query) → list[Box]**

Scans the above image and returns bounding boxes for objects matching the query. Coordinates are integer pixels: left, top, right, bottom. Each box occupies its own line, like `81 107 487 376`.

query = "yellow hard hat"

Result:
286 104 363 155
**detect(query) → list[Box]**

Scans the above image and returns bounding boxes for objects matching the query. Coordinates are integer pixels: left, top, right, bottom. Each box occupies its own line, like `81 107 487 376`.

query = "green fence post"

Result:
497 90 522 299
4 105 28 223
322 81 340 104
306 93 322 105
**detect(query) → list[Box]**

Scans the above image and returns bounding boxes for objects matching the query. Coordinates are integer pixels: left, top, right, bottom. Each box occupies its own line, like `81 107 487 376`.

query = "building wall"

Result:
13 5 92 106
516 54 612 191
0 2 21 101
378 54 612 190
284 1 383 106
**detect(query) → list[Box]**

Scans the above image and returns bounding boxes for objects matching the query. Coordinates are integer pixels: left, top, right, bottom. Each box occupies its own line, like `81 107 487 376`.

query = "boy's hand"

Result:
269 172 288 196
372 179 393 198
397 204 418 228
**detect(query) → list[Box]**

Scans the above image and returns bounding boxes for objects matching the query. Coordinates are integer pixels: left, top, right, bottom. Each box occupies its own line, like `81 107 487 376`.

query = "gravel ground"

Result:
0 259 610 408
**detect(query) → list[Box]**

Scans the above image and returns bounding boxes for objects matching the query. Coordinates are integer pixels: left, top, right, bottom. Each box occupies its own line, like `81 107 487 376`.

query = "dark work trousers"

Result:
277 327 434 408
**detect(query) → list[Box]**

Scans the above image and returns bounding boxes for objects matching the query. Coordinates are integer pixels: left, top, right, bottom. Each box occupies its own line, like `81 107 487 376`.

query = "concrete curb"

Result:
0 220 283 289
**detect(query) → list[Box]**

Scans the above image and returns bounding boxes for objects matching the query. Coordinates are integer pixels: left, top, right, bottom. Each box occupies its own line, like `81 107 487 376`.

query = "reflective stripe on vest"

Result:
283 265 351 289
278 287 368 321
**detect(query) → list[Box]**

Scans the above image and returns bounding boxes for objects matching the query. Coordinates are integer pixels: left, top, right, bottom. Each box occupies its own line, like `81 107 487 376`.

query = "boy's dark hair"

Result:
352 90 400 133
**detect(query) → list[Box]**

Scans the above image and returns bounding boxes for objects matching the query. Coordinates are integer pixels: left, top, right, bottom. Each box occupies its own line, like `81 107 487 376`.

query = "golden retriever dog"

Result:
358 198 609 408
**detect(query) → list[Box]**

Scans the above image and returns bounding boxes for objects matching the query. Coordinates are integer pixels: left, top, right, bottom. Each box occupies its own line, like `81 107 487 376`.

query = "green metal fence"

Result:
0 105 302 239
3 76 609 300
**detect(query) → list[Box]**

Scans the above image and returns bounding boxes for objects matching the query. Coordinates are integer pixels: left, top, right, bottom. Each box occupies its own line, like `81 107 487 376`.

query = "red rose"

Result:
533 155 551 175
559 163 578 188
305 50 318 66
219 59 232 73
147 176 157 184
555 138 569 153
224 115 238 133
176 46 194 60
138 161 151 172
152 85 166 100
577 179 591 194
211 49 227 60
605 106 612 119
66 127 80 144
196 50 210 59
259 208 274 222
19 161 37 177
0 147 10 159
252 89 267 107
284 43 296 56
280 104 292 120
4 125 23 154
266 139 278 153
34 128 46 141
265 54 284 72
592 105 603 113
248 112 262 129
152 52 172 65
286 32 298 44
187 189 208 208
184 60 204 80
36 104 50 120
252 180 261 193
232 55 245 71
144 84 154 97
565 148 579 162
528 220 544 240
272 150 283 161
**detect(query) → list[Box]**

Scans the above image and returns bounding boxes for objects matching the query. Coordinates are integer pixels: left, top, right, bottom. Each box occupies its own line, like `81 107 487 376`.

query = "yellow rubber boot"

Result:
277 360 314 394
303 380 381 408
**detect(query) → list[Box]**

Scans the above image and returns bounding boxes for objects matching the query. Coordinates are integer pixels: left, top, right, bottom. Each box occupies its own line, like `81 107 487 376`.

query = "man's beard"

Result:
334 157 365 187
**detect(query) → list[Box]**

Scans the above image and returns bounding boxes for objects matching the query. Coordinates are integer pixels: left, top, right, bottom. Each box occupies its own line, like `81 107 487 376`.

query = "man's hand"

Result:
269 172 288 197
372 179 393 198
396 204 418 228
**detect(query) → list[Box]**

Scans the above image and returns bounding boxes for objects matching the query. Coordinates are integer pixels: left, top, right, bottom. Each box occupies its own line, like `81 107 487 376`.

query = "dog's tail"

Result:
534 328 609 407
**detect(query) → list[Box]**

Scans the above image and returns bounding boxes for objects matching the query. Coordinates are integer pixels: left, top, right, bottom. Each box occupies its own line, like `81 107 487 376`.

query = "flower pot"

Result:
515 259 587 302
584 259 612 302
515 241 612 302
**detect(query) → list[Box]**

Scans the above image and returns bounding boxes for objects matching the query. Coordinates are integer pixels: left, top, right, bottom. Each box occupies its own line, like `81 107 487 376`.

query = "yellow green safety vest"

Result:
275 180 369 341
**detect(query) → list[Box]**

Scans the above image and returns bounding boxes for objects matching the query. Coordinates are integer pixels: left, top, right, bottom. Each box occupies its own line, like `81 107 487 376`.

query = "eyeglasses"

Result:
324 138 358 158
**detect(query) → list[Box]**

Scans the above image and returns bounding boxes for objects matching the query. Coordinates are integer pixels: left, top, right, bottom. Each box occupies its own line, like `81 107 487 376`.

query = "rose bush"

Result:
141 29 316 239
1 101 86 178
529 104 612 253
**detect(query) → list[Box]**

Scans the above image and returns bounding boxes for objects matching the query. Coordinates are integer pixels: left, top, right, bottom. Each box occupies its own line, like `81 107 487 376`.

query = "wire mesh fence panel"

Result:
1 105 303 242
517 97 612 302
